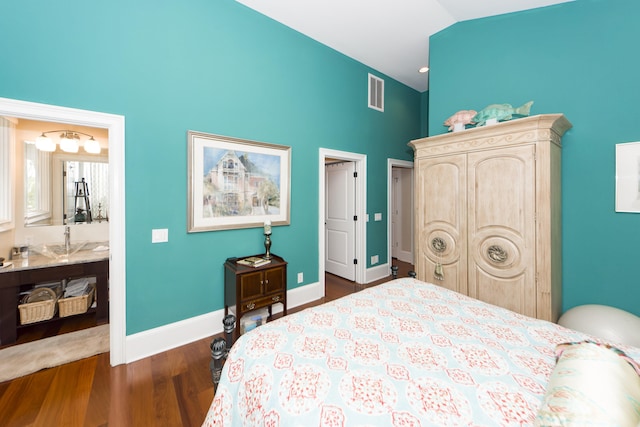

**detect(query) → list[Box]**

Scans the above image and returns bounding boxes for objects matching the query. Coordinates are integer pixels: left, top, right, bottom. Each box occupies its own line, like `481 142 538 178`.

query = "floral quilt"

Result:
203 278 640 426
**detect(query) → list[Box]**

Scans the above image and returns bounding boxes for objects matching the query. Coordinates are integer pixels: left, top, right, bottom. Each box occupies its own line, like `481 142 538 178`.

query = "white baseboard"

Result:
274 280 323 313
396 251 414 265
125 310 223 363
125 281 323 363
366 262 390 283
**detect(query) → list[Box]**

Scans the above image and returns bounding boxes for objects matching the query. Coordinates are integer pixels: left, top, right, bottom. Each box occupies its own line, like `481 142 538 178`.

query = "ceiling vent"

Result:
368 73 384 112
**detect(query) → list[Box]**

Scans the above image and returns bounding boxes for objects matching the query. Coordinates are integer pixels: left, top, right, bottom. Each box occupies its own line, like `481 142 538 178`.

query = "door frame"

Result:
319 148 366 292
0 97 126 366
387 158 414 267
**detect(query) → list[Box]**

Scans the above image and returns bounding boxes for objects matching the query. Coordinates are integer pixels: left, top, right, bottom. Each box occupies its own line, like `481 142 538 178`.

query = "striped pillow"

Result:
535 341 640 427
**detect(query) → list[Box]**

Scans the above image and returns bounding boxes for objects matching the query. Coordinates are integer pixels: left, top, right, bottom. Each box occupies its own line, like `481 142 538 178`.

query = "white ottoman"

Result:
558 304 640 348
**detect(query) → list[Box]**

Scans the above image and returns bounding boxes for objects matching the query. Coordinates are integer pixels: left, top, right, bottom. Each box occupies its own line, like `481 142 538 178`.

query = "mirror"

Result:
13 118 109 227
43 155 109 226
61 159 109 225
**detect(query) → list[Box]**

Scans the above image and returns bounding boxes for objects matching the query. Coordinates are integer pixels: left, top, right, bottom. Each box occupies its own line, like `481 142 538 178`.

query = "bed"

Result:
203 277 640 426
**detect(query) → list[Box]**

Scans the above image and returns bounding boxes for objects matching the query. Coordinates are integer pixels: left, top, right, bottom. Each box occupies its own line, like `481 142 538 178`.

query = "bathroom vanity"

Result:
0 248 108 345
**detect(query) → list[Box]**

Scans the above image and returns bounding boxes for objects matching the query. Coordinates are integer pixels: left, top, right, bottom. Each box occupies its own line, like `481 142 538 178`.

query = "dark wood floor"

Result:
0 260 413 427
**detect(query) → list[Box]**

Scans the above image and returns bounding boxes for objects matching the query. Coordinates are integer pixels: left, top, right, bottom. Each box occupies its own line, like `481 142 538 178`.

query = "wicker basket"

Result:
18 288 58 325
58 284 95 318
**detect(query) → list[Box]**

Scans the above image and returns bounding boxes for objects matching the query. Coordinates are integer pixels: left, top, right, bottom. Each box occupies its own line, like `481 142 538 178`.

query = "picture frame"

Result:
615 141 640 213
187 131 291 232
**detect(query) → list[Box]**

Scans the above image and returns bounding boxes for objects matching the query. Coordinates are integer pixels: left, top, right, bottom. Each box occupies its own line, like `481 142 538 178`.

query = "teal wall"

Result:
429 0 640 316
0 0 420 334
420 91 429 137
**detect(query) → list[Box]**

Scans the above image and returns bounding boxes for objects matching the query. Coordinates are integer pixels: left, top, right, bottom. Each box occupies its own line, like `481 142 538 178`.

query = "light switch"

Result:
152 228 168 243
374 213 382 221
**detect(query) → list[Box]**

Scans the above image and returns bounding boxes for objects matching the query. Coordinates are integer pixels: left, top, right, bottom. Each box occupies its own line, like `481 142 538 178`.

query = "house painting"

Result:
204 150 279 217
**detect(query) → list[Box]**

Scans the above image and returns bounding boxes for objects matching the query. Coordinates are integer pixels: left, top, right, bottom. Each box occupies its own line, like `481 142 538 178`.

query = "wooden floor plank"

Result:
84 352 112 427
32 357 97 426
0 260 412 426
150 352 184 427
107 365 130 426
127 357 155 426
172 340 216 427
171 337 214 425
1 368 58 427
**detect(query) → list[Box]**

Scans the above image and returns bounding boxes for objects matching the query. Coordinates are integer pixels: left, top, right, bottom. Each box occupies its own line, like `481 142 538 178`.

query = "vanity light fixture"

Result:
36 130 101 154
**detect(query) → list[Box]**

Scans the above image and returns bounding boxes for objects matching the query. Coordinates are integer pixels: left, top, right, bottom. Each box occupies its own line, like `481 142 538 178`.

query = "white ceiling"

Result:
235 0 573 92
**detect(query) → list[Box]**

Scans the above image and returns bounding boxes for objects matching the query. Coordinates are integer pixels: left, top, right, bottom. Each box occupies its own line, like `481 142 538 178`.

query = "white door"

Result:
325 161 356 280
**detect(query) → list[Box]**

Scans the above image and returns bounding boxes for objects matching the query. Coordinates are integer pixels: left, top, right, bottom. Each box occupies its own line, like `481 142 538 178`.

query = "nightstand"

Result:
224 254 287 336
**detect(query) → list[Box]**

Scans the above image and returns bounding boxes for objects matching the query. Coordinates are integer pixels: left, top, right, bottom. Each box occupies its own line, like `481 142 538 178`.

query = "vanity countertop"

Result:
0 246 109 273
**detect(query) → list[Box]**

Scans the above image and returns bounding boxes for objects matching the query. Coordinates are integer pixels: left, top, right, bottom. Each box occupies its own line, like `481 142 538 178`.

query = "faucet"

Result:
64 226 71 252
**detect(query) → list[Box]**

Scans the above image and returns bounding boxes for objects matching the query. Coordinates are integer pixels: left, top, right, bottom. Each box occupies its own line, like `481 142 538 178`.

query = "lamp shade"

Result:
35 134 56 152
84 137 101 154
60 134 79 153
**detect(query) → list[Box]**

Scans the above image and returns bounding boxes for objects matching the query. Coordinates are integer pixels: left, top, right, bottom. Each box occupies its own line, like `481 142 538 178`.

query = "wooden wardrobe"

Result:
409 114 571 322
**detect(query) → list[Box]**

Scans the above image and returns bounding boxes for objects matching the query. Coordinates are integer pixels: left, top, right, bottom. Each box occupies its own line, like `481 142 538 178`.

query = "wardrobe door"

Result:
415 154 468 294
467 144 536 317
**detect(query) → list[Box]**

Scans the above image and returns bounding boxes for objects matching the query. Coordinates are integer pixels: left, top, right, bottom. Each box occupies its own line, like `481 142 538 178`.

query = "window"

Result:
24 141 52 225
0 117 15 231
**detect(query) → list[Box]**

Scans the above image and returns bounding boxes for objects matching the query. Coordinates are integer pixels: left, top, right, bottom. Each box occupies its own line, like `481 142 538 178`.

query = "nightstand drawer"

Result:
241 292 285 312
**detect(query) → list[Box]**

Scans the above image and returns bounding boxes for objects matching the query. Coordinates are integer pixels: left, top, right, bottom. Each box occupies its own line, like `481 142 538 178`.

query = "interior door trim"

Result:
319 148 367 293
387 158 414 268
0 97 126 366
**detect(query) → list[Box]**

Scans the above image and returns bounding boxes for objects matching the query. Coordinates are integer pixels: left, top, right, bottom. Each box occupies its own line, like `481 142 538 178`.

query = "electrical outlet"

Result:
297 272 304 283
374 213 382 221
152 228 168 243
371 255 379 264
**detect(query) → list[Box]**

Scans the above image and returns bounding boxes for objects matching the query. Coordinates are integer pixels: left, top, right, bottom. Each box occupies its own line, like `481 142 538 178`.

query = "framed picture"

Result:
615 141 640 213
188 131 291 232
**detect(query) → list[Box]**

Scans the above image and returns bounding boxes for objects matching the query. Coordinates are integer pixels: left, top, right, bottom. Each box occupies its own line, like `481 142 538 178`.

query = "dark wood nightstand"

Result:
224 254 287 336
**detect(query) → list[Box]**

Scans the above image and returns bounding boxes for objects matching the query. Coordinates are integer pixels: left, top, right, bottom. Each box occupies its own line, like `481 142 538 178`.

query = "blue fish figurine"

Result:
473 101 533 126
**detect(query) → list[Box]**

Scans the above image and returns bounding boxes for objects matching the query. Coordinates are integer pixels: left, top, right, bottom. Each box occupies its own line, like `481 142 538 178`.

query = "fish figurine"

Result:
473 101 534 127
443 110 477 131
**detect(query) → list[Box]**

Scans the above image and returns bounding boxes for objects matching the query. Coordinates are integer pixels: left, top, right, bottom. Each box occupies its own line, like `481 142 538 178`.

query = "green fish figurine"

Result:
473 101 533 126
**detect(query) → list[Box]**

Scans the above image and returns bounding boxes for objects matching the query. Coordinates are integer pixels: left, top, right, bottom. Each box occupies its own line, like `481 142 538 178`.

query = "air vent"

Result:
368 73 384 112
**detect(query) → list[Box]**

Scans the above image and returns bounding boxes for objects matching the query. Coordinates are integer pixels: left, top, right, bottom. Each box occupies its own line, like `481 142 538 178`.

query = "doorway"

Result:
319 149 366 293
388 159 414 266
0 97 126 366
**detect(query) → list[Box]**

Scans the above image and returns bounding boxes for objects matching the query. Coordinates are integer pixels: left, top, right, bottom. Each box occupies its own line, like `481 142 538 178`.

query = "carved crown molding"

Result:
409 114 572 156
